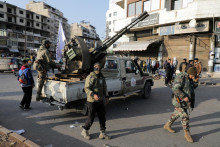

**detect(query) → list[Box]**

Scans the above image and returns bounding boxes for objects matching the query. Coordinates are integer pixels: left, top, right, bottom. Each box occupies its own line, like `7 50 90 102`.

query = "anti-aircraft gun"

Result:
57 11 149 78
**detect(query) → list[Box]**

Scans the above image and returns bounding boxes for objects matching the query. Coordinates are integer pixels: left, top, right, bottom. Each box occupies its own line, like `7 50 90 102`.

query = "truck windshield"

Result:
104 60 118 69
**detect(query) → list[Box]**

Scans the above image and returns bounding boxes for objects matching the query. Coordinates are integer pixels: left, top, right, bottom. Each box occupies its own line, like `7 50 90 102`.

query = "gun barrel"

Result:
94 11 149 53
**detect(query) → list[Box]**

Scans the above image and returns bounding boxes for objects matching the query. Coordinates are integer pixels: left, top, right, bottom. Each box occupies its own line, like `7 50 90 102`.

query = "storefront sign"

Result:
159 21 209 36
214 64 220 72
175 21 209 34
133 13 159 28
159 26 175 36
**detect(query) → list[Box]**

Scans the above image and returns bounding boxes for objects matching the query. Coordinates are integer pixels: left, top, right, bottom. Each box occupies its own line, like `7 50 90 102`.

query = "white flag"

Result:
56 21 66 61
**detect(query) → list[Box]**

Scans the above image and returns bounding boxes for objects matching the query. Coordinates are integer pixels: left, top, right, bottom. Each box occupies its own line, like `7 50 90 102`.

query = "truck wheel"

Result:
81 102 88 116
143 82 151 99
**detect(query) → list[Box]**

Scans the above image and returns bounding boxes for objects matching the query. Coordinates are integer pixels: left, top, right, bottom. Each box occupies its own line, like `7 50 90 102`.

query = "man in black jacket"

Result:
165 59 172 86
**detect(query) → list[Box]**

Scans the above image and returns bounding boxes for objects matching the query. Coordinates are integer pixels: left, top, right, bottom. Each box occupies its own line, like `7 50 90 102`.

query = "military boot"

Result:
99 130 111 139
184 129 193 143
81 129 91 140
163 122 175 133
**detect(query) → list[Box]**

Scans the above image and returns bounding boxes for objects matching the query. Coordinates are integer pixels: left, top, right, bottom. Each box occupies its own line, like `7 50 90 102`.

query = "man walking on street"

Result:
179 58 188 72
165 59 172 86
18 59 35 110
163 67 198 143
33 40 59 101
194 58 202 78
81 62 111 140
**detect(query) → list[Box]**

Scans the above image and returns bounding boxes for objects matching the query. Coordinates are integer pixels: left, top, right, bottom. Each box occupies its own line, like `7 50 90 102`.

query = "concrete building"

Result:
106 0 126 50
70 21 99 48
26 1 71 52
107 0 220 75
0 1 50 57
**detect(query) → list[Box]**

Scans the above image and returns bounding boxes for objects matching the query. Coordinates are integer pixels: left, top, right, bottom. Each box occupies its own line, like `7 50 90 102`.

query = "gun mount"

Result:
59 11 149 77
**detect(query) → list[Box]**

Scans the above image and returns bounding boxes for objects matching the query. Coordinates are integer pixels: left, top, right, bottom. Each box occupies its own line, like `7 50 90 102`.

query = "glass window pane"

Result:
174 0 182 10
128 3 135 17
151 0 160 11
136 1 142 15
144 0 151 12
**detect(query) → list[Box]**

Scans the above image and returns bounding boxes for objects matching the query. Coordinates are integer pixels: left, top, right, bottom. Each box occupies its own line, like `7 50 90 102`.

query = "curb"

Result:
199 82 220 86
0 126 41 147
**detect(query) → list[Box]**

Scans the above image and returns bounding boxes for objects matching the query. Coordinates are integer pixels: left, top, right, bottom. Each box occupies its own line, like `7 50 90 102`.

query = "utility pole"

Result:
189 34 196 60
24 24 27 58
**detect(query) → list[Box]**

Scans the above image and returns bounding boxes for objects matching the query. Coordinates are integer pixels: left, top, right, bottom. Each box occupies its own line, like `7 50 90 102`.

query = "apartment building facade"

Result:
0 1 50 57
107 0 220 73
26 1 71 52
70 22 99 48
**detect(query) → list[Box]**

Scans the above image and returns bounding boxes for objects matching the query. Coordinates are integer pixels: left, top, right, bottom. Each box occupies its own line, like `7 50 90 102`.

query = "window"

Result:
144 0 151 12
47 19 50 22
48 26 50 29
27 22 31 27
109 21 111 25
0 4 3 8
36 15 39 19
0 31 6 36
136 1 142 15
36 23 40 27
20 19 24 23
0 40 7 45
8 17 12 22
144 0 160 12
125 60 138 73
7 8 12 13
182 0 193 8
109 29 111 32
128 3 135 17
128 1 144 17
0 13 3 18
104 60 118 69
113 12 117 16
172 0 182 10
109 13 111 17
151 0 160 11
26 14 30 18
19 10 23 15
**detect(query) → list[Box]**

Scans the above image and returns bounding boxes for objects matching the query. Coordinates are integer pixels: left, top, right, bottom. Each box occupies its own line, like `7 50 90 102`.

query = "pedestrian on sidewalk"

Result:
165 59 172 86
18 59 35 110
194 58 202 78
163 67 198 143
81 62 111 140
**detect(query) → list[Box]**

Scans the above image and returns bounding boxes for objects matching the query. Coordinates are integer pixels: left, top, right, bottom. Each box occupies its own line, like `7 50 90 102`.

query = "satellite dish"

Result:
189 19 197 28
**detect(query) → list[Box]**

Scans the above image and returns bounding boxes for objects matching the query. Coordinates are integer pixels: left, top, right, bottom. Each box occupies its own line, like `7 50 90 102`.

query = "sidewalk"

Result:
199 77 220 86
0 125 40 147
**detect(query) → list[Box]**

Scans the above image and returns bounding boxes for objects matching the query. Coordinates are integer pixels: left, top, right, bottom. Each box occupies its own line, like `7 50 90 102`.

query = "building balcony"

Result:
17 38 25 42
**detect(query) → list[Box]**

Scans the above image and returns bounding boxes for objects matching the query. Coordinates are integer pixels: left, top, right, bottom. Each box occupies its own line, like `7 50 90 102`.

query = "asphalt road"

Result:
0 71 220 147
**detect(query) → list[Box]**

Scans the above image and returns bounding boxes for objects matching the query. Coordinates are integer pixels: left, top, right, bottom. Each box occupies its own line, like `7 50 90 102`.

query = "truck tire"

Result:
143 82 151 99
81 102 88 116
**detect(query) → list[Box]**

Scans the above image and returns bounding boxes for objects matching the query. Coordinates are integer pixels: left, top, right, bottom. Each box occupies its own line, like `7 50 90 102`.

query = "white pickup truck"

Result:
41 56 153 113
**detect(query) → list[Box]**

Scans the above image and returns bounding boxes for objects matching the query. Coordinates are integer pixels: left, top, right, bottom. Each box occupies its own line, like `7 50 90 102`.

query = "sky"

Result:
4 0 109 39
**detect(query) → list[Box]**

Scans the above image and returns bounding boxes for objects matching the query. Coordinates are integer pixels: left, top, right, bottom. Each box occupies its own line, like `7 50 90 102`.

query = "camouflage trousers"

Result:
37 71 47 95
168 107 189 130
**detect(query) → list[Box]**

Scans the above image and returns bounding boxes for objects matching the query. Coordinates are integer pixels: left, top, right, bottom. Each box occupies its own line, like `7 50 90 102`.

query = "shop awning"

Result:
113 39 161 52
9 48 19 53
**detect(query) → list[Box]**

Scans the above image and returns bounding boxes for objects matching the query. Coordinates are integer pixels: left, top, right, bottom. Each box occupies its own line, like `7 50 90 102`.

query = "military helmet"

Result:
42 39 51 45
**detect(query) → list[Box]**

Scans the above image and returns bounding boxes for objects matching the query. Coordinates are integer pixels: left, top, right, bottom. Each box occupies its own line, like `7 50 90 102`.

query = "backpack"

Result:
19 71 27 84
182 63 187 72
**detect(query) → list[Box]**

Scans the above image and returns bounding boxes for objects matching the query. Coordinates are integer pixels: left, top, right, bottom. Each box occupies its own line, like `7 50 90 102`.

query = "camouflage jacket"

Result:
84 72 108 103
35 45 56 71
172 72 198 108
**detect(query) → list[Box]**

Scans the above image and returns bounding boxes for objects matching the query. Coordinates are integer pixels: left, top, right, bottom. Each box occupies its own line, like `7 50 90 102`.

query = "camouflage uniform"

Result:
82 71 108 131
34 40 56 100
168 72 198 130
